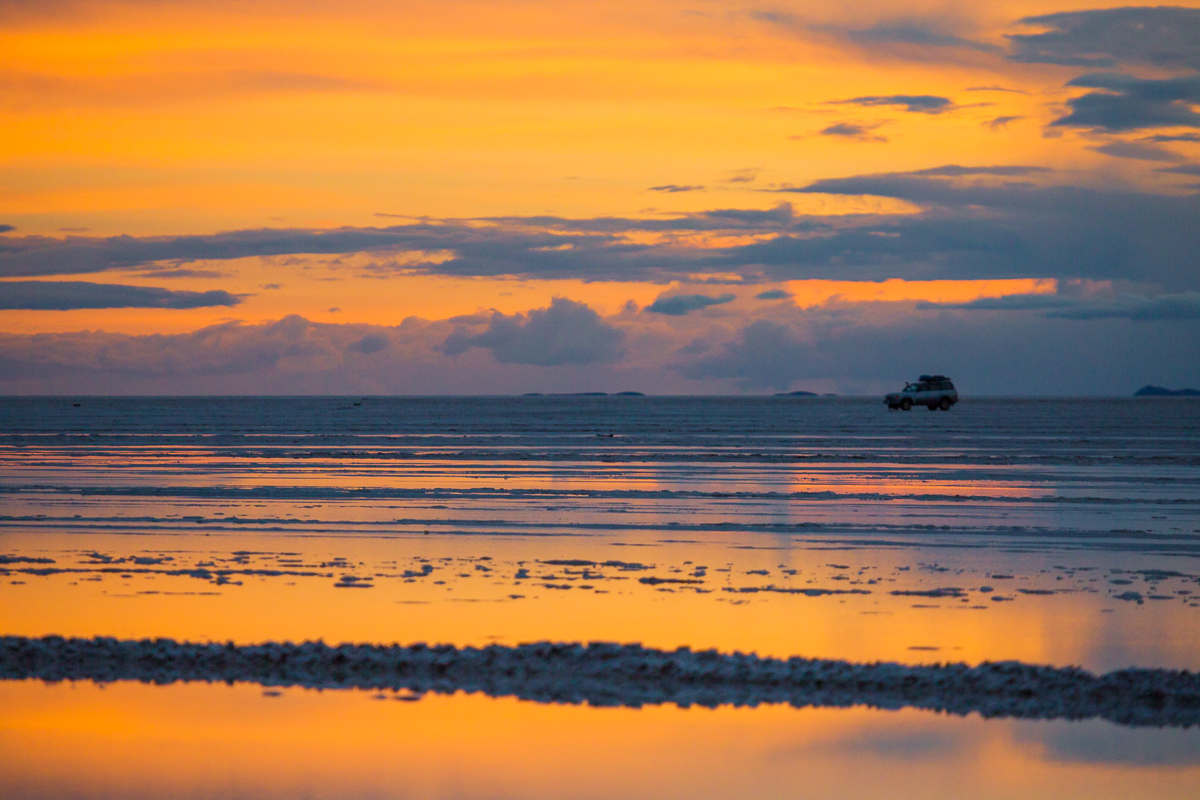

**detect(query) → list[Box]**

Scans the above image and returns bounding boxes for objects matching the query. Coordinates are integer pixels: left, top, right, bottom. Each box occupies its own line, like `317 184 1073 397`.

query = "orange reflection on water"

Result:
4 531 1199 672
1 680 1197 800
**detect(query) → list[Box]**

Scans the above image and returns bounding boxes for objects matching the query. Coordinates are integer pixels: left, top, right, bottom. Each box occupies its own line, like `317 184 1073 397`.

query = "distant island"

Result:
1135 385 1200 397
774 390 817 397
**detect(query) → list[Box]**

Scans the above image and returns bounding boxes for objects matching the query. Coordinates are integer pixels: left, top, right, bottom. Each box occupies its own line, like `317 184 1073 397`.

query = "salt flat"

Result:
1 396 1198 798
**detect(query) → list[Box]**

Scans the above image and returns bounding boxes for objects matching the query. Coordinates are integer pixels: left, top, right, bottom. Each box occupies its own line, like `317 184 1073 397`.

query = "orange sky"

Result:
2 1 1199 393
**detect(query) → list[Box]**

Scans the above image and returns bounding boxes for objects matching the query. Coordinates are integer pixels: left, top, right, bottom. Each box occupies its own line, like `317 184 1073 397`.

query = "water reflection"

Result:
1 681 1197 800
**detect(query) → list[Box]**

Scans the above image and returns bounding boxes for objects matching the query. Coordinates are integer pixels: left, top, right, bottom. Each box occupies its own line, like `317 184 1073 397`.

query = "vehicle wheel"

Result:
927 404 938 411
939 397 952 411
900 398 912 411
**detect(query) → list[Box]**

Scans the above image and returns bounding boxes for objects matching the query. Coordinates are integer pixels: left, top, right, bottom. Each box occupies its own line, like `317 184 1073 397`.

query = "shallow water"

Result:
2 397 1199 797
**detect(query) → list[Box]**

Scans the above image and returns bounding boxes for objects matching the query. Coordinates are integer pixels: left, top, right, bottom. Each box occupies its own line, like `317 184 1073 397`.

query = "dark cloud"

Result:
761 169 1200 289
133 267 229 279
918 291 1200 321
441 298 624 366
831 94 953 114
646 293 736 315
1091 140 1186 162
1160 164 1200 175
1144 133 1200 143
1044 293 1200 321
1053 73 1200 131
1009 7 1200 71
649 185 705 193
0 226 434 278
818 122 887 142
756 289 791 300
0 281 239 310
2 166 1196 290
0 224 13 233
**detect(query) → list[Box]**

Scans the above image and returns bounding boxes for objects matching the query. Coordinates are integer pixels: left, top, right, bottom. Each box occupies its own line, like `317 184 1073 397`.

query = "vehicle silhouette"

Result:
885 375 958 411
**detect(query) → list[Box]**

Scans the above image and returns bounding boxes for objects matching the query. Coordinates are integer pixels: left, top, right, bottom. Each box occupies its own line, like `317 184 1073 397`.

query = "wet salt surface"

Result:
2 397 1199 795
2 680 1199 800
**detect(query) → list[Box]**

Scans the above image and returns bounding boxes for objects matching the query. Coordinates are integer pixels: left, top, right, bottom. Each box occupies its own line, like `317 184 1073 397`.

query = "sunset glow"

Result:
1 1 1197 393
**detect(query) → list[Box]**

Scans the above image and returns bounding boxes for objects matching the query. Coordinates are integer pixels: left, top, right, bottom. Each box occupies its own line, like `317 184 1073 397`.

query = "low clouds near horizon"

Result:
2 290 1197 395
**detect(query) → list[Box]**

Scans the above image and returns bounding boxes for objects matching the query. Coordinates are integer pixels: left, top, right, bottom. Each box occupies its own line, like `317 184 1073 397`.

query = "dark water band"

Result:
3 636 1198 727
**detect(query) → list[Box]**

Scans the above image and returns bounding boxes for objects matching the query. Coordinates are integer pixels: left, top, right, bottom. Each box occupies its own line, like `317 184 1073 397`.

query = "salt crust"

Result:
2 636 1198 727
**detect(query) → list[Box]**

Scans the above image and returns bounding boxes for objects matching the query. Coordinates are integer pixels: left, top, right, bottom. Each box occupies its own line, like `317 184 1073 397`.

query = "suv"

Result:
886 375 958 411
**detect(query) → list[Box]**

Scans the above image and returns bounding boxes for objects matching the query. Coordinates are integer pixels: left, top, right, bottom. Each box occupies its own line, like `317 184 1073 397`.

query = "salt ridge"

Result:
3 636 1198 727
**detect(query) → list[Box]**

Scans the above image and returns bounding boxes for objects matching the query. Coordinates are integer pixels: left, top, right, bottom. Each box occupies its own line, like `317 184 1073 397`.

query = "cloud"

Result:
1160 164 1200 175
0 281 240 310
818 122 887 142
0 315 414 382
676 305 1200 393
965 86 1029 95
1009 8 1200 71
830 94 953 114
721 168 759 184
1144 133 1200 143
1091 140 1186 162
2 165 1197 291
1053 73 1200 131
756 289 791 300
347 334 389 355
1 303 1198 396
133 267 229 279
0 224 13 233
681 320 816 389
908 164 1050 177
918 291 1200 321
441 297 624 366
763 168 1200 289
752 12 1000 61
645 293 736 315
649 185 705 193
984 115 1023 130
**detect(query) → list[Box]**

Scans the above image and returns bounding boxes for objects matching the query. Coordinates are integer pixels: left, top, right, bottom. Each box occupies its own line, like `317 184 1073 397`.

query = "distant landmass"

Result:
775 390 817 397
1134 385 1200 397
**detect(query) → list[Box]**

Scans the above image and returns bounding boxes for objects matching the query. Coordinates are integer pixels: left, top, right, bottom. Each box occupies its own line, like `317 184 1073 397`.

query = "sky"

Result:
1 0 1199 395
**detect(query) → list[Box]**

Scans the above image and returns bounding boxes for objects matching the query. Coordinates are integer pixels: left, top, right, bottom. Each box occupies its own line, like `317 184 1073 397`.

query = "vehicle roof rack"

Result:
918 374 950 382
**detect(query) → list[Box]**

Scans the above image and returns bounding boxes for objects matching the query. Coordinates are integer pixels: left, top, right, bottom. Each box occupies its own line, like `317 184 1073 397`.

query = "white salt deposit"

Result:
3 635 1197 728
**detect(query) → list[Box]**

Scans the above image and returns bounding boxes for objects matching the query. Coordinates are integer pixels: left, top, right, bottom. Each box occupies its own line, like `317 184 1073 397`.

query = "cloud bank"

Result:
0 281 239 310
4 166 1199 291
441 298 625 366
